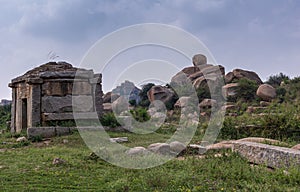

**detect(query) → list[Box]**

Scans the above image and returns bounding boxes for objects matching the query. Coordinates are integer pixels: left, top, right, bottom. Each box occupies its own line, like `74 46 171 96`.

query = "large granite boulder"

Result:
225 69 263 84
192 54 207 66
256 84 276 101
147 85 175 104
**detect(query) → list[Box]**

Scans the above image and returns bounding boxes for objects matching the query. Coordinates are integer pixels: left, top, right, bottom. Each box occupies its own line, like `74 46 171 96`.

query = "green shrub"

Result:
229 78 259 103
265 72 289 88
130 107 150 122
0 105 11 129
100 112 121 128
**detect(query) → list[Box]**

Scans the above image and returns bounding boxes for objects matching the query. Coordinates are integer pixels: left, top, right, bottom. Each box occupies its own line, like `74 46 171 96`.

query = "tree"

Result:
266 73 289 88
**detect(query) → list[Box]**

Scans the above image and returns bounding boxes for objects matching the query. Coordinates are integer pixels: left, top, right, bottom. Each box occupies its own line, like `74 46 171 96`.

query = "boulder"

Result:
181 66 200 76
147 86 175 104
192 54 207 66
193 75 218 89
16 136 27 142
256 84 276 101
291 144 300 150
199 99 217 109
126 147 149 156
174 96 192 108
222 83 239 98
103 103 112 112
170 141 186 153
222 104 236 111
225 69 263 84
112 96 129 114
102 92 120 103
148 143 172 155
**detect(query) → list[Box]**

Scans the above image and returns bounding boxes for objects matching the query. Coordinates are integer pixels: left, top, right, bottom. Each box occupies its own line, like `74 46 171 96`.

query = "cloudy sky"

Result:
1 0 300 99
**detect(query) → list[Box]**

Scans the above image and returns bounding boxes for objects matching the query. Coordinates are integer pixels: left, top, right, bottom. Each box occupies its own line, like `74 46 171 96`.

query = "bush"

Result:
0 105 11 129
230 78 259 103
130 107 150 122
100 113 121 128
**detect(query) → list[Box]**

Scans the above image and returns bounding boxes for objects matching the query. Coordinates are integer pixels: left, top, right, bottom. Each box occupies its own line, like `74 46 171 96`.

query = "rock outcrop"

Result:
147 85 175 104
225 69 263 84
222 83 239 98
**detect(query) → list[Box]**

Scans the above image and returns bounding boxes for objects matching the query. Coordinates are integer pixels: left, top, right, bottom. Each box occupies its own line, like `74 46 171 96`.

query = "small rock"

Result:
148 143 172 155
63 139 69 144
52 158 66 165
260 101 271 107
170 141 186 153
187 144 207 154
126 147 148 156
109 137 128 143
16 136 27 142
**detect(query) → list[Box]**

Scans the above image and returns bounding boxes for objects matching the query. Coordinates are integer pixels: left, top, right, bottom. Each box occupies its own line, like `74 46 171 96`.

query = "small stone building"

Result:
9 62 103 133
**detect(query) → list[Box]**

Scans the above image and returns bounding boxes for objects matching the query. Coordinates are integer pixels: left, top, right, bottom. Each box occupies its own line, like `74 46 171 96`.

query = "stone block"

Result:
55 127 70 136
233 141 300 169
27 127 56 138
72 81 92 95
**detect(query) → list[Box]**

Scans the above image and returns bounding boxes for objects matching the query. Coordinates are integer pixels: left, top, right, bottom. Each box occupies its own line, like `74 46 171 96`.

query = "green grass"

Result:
1 131 300 191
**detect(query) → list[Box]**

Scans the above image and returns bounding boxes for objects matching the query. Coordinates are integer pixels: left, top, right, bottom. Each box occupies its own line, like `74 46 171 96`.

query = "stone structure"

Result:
9 62 103 134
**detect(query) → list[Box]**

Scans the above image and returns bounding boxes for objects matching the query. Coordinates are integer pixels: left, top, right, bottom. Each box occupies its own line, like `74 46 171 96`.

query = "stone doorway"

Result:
21 98 27 130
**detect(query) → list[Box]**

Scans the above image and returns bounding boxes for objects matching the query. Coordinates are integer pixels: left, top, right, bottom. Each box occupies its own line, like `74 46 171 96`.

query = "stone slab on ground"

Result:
27 127 56 138
233 141 300 169
109 137 128 143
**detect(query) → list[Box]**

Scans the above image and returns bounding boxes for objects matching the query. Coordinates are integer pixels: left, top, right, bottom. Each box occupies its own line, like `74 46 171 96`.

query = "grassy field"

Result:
1 131 300 192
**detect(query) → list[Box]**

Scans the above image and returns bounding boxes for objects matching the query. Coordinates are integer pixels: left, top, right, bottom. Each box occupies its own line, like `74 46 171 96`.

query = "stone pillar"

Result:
90 74 103 117
9 84 16 133
27 78 43 127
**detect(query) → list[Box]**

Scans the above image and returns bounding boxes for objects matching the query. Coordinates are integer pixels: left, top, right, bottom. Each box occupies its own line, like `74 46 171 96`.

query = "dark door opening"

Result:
21 98 27 130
